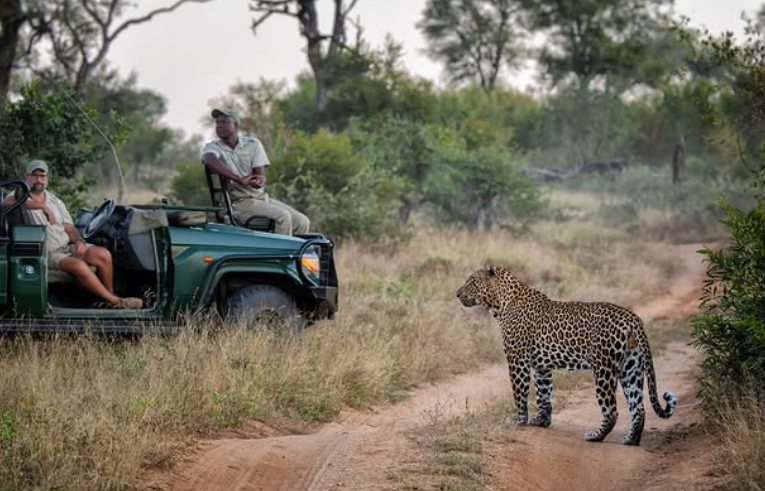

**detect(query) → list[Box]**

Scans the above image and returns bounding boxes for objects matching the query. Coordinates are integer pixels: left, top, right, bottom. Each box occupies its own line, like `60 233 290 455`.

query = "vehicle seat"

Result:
204 165 276 233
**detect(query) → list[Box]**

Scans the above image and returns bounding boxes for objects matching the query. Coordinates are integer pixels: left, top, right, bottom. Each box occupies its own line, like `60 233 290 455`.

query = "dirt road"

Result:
146 244 711 491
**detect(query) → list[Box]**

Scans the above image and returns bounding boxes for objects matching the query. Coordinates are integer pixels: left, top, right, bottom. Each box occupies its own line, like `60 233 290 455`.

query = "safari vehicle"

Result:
0 170 338 335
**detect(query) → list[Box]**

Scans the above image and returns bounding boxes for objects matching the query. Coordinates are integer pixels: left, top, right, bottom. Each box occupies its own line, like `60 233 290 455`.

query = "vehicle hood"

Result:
168 223 305 252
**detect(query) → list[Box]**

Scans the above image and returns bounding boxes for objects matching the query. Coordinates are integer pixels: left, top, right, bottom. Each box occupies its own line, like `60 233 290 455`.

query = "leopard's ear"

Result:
487 266 496 277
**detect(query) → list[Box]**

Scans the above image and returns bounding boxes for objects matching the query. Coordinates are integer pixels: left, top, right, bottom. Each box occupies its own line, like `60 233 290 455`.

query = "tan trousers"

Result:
232 196 310 236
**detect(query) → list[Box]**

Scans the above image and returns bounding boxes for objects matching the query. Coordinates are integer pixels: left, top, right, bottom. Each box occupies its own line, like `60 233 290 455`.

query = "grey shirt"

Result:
202 136 270 200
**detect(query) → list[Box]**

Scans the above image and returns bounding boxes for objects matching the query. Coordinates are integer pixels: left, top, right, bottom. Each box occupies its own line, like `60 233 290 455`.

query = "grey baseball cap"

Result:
26 159 49 175
211 108 238 123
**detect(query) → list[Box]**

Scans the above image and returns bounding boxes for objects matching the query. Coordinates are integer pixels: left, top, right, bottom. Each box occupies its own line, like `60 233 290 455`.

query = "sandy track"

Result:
145 244 708 491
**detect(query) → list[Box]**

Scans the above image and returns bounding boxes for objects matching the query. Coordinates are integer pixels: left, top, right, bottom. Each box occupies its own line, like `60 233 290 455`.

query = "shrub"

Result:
691 199 765 406
269 130 364 195
170 162 209 206
274 167 407 243
425 144 543 229
0 83 122 209
269 130 408 241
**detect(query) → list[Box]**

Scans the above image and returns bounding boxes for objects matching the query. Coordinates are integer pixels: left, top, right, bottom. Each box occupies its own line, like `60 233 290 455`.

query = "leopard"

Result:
456 265 676 446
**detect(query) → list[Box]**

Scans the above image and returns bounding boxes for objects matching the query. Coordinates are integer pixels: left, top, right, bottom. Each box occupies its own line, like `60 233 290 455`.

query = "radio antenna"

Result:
61 90 127 204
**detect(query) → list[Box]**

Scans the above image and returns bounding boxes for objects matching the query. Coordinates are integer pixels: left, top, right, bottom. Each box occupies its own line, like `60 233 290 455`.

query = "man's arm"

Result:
22 196 57 224
202 153 256 186
63 223 83 244
64 223 88 257
252 165 266 188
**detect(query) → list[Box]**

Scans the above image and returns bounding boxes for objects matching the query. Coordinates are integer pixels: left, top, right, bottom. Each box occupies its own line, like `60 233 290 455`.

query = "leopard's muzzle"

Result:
456 287 478 307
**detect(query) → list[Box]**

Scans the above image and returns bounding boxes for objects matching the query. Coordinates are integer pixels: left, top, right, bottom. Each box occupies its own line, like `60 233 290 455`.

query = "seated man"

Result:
201 108 310 236
3 160 142 309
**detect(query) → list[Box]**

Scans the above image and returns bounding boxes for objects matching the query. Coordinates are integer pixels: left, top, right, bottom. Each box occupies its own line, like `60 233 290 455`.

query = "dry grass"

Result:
713 397 765 491
0 216 678 491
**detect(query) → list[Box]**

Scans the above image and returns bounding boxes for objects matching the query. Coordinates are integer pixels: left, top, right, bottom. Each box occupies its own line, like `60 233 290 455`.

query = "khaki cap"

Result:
26 159 49 175
211 108 238 123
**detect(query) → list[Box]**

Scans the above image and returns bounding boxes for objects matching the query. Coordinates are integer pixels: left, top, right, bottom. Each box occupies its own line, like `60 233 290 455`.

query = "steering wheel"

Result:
82 198 116 240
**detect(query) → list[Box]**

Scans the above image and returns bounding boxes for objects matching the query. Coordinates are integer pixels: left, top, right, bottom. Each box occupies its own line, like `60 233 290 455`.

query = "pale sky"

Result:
108 0 763 138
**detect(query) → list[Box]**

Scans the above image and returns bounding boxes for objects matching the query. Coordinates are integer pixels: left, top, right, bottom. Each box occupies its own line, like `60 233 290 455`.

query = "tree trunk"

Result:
0 0 24 112
672 135 686 186
399 197 416 225
314 64 330 115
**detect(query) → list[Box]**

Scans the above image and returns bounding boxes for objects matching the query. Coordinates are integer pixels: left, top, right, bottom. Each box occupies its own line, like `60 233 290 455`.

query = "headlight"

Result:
301 246 321 282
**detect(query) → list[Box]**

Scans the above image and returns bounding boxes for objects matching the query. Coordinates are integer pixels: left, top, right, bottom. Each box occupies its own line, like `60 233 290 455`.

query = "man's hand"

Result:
73 239 87 259
238 175 265 188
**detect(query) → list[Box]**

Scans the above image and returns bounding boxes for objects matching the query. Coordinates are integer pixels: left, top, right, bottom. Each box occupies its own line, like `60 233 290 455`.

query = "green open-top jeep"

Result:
0 169 338 334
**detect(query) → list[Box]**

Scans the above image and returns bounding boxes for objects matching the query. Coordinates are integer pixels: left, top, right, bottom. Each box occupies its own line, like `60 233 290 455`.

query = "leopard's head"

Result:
456 266 521 311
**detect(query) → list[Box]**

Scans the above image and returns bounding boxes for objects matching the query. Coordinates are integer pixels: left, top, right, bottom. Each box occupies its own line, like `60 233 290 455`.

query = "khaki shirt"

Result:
202 136 270 201
25 192 73 254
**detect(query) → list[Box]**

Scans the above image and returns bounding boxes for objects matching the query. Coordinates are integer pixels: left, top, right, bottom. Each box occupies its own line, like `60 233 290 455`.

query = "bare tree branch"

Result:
111 0 215 42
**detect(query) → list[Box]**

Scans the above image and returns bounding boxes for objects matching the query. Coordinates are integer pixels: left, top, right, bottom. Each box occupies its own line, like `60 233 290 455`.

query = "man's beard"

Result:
32 183 44 193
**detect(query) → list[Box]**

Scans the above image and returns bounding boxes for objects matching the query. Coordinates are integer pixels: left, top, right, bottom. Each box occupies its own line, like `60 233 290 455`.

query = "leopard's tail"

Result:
639 329 677 419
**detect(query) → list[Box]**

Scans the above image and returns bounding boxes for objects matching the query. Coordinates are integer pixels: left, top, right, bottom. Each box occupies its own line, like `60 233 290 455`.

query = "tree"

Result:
519 0 674 93
418 0 522 92
0 83 123 209
82 71 177 184
0 0 24 112
6 0 214 98
250 0 362 117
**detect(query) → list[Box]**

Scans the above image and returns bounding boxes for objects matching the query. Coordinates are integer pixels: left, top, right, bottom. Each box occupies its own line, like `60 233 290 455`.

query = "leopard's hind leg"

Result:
584 360 619 442
619 348 646 446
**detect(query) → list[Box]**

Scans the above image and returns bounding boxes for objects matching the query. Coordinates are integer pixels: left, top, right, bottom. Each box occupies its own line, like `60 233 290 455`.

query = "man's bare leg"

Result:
59 256 120 305
83 246 114 293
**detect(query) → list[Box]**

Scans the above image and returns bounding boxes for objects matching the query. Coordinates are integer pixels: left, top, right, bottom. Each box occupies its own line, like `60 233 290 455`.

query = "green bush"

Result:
691 199 765 406
0 83 122 210
170 162 209 206
273 166 407 243
269 129 408 241
270 130 364 195
425 144 543 228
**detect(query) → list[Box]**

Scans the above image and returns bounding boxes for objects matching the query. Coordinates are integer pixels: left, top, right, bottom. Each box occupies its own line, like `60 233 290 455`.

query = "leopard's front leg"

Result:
506 358 531 426
529 367 553 427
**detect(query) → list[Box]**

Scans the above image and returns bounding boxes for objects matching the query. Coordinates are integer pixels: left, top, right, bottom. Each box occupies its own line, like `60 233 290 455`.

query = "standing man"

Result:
201 108 310 236
3 160 143 309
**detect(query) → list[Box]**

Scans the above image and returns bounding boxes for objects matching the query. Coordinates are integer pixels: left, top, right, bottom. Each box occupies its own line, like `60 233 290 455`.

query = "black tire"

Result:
225 285 302 335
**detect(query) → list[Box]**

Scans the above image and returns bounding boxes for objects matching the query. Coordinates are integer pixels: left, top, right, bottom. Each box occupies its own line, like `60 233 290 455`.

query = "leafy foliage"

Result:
0 83 121 208
691 200 765 405
268 130 407 242
83 72 178 184
170 162 210 206
686 20 765 411
425 143 542 228
349 115 541 228
418 0 522 91
520 0 674 92
269 130 365 195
